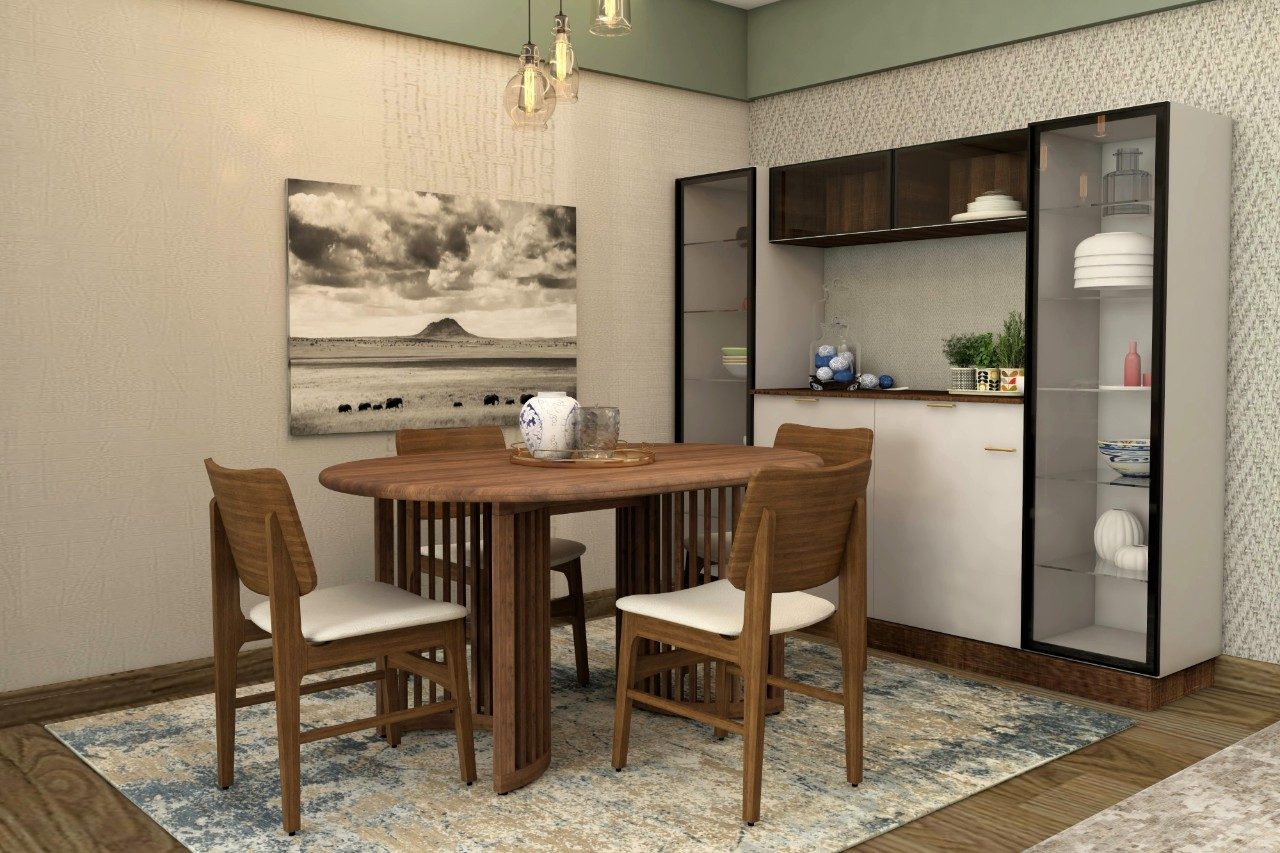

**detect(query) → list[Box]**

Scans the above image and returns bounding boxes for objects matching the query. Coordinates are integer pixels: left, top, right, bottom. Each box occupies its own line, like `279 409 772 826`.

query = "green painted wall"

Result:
237 0 749 100
234 0 1210 100
746 0 1208 98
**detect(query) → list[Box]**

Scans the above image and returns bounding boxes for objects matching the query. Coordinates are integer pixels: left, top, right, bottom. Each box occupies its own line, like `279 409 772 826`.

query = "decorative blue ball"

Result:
814 354 832 369
879 374 894 389
832 370 854 383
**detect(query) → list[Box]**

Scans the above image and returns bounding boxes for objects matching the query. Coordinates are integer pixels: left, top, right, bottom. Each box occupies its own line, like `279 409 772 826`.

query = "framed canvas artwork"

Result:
286 179 577 435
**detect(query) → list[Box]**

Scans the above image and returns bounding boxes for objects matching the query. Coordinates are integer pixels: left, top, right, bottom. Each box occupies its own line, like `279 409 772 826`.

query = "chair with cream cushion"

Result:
685 423 873 571
206 459 475 835
613 458 872 826
397 426 591 686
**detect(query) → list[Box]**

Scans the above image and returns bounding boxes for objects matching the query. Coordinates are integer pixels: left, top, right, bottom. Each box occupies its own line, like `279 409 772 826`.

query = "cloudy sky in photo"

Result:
286 180 576 339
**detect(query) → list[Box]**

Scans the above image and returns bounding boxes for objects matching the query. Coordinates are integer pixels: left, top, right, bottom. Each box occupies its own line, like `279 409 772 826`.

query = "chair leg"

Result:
741 654 768 826
377 656 402 748
561 558 590 686
274 669 302 835
713 660 730 740
842 632 864 787
445 622 478 785
612 615 641 771
212 636 238 790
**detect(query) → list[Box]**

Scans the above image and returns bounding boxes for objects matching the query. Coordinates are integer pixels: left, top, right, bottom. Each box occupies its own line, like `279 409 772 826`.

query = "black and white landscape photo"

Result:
286 179 577 436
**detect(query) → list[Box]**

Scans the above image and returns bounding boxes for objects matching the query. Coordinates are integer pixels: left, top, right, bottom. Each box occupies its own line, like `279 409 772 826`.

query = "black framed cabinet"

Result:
675 168 756 445
1022 103 1231 676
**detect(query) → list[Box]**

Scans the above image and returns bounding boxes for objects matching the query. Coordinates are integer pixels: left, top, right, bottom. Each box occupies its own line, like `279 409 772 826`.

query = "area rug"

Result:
1031 717 1280 851
49 622 1132 852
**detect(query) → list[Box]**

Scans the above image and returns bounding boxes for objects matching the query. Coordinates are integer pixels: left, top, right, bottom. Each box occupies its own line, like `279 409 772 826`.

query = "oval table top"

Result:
319 442 821 504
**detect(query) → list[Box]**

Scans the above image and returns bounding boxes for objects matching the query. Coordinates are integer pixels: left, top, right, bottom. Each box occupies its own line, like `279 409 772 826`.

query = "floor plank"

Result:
0 725 180 853
2 645 1279 851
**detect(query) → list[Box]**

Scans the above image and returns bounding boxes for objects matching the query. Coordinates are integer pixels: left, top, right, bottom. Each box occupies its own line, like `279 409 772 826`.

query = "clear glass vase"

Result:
1102 147 1151 215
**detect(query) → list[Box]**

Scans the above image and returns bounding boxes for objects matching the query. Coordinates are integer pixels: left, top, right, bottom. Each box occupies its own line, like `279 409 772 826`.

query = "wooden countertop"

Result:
753 387 1024 405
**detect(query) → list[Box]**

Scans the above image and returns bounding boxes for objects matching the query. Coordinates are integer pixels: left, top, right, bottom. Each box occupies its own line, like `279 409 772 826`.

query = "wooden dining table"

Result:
319 442 820 793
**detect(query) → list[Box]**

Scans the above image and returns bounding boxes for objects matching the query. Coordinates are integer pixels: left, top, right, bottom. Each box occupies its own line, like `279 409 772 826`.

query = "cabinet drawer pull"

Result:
793 397 819 403
984 446 1018 453
926 402 956 409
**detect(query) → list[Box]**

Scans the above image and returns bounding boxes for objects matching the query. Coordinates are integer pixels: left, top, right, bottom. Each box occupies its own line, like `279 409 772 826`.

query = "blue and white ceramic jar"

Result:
519 391 580 459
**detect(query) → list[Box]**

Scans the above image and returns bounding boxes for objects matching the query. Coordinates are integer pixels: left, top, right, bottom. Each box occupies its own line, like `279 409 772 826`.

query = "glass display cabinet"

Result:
1023 103 1230 676
676 168 755 444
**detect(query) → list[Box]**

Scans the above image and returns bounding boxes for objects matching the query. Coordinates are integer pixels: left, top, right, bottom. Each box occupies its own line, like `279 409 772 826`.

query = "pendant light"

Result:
548 1 579 102
504 0 556 131
590 0 632 36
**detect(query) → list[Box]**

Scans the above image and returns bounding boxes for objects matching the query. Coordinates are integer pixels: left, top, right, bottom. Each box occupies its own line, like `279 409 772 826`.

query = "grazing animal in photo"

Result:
505 399 515 405
520 393 535 404
452 401 463 408
358 402 372 411
337 404 352 413
372 404 383 410
483 394 500 406
385 397 403 409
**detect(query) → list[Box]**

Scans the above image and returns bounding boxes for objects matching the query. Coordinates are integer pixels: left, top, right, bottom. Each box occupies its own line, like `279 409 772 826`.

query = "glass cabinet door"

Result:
1024 104 1167 673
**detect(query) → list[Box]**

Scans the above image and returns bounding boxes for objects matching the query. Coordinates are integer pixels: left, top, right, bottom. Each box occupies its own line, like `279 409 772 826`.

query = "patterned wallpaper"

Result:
0 0 748 690
750 0 1280 662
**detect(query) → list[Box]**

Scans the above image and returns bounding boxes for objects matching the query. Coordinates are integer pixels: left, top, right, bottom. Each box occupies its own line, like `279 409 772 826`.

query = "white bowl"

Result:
1074 275 1155 289
723 362 747 379
950 210 1026 222
1074 252 1153 267
1074 265 1154 279
1076 231 1154 258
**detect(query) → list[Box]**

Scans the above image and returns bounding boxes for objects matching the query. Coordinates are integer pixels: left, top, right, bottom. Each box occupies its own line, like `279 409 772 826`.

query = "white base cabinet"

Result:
753 394 1023 647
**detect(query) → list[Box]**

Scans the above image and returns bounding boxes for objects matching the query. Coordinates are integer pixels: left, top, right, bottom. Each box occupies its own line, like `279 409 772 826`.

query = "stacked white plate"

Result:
951 190 1026 223
1074 231 1153 289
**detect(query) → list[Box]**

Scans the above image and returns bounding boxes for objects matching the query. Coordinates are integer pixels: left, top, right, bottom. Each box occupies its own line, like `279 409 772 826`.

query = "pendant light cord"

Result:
527 0 532 42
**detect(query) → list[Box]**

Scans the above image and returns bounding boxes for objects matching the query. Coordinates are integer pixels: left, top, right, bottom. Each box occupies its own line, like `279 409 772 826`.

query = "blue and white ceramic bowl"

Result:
1098 439 1150 478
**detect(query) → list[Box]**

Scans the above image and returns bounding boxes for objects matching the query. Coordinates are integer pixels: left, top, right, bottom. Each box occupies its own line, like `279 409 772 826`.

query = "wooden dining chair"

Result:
686 423 873 569
396 426 591 686
206 459 476 835
613 458 872 825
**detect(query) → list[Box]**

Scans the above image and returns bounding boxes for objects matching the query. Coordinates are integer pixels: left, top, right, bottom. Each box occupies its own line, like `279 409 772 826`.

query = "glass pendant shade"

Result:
590 0 631 36
504 43 556 131
549 13 579 102
1102 147 1152 215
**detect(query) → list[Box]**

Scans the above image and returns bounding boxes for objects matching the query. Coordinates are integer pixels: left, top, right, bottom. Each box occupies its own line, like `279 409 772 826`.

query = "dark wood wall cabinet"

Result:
770 129 1029 247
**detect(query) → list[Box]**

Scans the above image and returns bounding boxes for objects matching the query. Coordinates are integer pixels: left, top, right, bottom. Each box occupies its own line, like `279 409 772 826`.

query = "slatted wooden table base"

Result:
321 443 820 793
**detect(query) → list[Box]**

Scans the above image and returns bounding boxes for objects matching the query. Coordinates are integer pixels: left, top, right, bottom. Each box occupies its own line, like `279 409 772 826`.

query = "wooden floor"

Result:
2 646 1278 852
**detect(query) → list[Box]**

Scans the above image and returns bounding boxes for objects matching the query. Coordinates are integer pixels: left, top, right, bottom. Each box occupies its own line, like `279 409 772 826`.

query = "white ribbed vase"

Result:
518 391 579 460
1093 509 1144 563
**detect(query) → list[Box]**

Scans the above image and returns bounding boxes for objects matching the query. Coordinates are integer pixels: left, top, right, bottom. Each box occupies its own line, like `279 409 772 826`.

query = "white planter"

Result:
519 391 579 459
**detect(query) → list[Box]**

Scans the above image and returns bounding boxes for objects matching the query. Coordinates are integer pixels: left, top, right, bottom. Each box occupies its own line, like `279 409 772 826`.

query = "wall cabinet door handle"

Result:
793 397 819 403
984 446 1018 453
926 402 956 409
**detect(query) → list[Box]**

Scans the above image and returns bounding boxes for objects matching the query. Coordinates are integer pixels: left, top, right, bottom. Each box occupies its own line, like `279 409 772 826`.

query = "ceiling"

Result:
712 0 782 8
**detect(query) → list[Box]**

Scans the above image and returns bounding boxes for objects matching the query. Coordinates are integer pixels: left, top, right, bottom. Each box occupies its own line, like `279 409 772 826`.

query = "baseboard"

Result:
1215 654 1280 700
2 587 622 729
861 619 1213 712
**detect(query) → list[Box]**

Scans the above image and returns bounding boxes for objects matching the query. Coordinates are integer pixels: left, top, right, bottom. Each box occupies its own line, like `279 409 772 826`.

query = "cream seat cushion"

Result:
615 579 834 637
248 580 468 643
422 536 586 568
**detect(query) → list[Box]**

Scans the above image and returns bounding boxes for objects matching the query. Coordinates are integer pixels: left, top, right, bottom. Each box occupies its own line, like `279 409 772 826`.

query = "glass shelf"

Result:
1038 467 1151 488
1039 197 1155 213
684 308 747 315
1039 288 1153 302
1038 385 1151 393
683 237 748 248
685 377 746 384
1035 552 1148 582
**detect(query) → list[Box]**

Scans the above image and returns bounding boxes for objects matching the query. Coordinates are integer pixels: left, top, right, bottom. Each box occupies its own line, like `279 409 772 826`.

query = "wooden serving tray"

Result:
509 446 656 468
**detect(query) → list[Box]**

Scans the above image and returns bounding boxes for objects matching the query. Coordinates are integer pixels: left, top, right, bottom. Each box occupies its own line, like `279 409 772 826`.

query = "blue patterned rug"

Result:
49 623 1131 851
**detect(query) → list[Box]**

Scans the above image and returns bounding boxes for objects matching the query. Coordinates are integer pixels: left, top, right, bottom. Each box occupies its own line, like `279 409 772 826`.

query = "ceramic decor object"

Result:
1074 231 1154 257
949 367 977 391
1093 509 1144 564
1098 438 1151 477
1124 341 1142 386
1112 544 1150 580
974 367 1001 392
999 368 1024 393
519 391 580 459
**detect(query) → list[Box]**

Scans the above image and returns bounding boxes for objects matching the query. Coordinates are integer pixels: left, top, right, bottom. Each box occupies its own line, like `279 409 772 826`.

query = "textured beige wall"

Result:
0 0 748 691
751 0 1280 662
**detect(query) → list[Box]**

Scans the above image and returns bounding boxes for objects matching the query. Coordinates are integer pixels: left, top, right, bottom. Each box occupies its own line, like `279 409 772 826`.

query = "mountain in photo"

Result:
414 318 479 340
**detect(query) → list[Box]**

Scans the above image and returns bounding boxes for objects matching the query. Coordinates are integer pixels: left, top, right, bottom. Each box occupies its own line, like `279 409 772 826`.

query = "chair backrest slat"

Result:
725 460 872 593
774 423 873 467
396 426 506 456
204 459 318 596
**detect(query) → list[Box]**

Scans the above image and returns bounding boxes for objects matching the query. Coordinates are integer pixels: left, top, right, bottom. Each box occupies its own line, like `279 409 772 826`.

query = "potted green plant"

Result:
943 333 980 391
992 311 1026 393
970 332 1000 392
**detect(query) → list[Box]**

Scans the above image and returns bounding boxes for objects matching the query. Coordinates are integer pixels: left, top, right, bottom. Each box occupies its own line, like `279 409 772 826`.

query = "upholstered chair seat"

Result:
248 580 468 643
616 579 834 637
